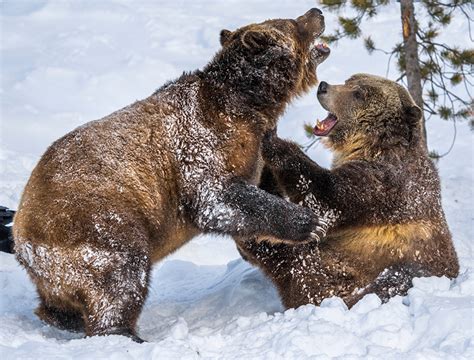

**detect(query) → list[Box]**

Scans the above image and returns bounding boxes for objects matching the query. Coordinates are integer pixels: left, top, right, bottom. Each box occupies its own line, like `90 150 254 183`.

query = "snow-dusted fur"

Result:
12 9 329 342
238 74 459 308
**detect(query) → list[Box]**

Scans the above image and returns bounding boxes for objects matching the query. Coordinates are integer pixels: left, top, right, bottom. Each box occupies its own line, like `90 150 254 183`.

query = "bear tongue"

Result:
315 43 330 54
313 113 338 136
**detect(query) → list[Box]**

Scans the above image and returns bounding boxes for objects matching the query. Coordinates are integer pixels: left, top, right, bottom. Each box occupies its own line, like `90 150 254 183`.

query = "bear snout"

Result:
296 8 325 40
308 8 323 16
298 8 323 20
318 81 329 94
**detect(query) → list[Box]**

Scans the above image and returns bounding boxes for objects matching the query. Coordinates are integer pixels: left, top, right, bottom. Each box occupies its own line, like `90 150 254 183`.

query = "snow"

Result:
0 0 472 359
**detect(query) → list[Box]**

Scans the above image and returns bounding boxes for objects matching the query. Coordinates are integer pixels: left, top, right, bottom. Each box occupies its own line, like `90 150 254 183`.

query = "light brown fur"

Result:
332 222 433 260
238 74 459 308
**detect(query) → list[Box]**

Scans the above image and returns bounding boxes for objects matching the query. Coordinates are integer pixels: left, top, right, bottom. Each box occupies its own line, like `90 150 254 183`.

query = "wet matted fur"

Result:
13 9 330 341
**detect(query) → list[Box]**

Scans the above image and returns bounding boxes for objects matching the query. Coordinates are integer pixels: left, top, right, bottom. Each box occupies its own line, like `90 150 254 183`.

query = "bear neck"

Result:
327 132 424 168
201 49 298 125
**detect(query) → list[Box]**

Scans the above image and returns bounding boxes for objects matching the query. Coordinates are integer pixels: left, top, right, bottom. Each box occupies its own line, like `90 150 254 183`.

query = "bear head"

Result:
204 8 329 116
314 73 423 154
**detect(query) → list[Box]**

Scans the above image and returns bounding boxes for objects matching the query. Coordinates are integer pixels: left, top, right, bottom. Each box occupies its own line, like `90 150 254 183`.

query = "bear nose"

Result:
299 8 323 20
309 8 323 16
318 81 328 94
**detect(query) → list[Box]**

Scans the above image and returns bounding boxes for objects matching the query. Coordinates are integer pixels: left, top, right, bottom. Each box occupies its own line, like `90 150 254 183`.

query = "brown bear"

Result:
237 74 460 309
13 9 330 342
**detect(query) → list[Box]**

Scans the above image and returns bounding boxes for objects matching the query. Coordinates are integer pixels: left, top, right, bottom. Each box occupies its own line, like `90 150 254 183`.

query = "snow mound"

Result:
1 253 472 359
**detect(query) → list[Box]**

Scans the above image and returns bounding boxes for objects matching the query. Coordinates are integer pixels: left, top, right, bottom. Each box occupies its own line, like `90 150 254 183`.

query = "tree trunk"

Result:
400 0 427 149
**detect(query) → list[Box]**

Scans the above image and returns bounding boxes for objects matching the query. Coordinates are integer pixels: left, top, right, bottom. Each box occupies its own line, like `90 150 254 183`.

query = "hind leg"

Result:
36 300 84 332
81 248 151 343
17 207 152 342
84 288 147 343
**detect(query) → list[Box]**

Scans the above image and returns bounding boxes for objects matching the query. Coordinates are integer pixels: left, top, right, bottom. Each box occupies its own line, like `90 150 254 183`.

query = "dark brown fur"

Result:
237 74 459 309
13 10 328 341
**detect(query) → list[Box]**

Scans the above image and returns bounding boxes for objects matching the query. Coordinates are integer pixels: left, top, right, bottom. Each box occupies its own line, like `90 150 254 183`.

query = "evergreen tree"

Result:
308 0 473 155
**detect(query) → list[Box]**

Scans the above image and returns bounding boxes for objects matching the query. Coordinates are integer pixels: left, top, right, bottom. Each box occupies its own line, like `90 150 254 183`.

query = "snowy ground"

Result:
1 1 472 359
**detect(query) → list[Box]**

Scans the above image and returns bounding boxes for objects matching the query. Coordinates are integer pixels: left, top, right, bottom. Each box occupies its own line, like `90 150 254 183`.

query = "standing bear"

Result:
13 9 331 342
237 74 459 308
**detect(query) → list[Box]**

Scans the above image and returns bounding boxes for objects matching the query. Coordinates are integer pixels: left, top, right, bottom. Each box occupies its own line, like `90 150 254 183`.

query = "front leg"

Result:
260 136 339 238
345 263 430 307
262 133 399 230
189 179 323 243
258 165 284 197
237 239 343 308
260 132 321 203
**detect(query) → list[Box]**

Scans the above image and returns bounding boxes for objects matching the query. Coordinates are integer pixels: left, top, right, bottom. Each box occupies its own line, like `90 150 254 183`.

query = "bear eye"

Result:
353 88 364 100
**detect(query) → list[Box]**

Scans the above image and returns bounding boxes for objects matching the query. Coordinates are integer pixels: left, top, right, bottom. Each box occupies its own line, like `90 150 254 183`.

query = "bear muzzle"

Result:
296 8 325 41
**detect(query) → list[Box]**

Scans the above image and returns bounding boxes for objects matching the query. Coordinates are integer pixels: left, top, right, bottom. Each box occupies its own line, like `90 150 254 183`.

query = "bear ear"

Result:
241 30 269 49
404 104 422 125
220 29 232 46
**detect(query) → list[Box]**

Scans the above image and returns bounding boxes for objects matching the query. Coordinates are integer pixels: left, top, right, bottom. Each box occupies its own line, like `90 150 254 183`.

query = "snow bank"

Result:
1 0 472 359
0 253 472 359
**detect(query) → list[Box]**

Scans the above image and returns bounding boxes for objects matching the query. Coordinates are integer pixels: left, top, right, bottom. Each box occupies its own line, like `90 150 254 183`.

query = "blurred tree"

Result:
308 0 473 156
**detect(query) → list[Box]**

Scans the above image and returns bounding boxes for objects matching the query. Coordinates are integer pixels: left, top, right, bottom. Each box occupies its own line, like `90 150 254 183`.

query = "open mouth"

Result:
311 42 330 64
313 112 338 136
315 42 330 54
